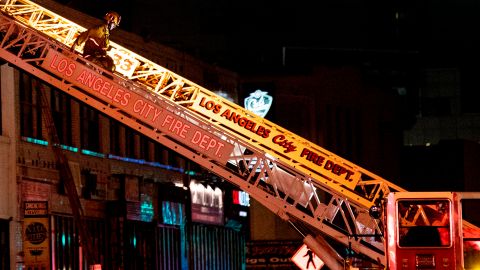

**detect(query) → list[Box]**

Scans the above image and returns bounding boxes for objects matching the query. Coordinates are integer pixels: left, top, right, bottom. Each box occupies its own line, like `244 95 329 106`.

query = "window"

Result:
80 104 100 152
19 73 43 139
125 127 135 158
154 143 167 164
139 136 151 161
52 215 106 269
462 199 480 268
51 90 72 146
124 221 155 269
110 120 122 156
421 97 452 117
397 199 451 247
52 215 78 270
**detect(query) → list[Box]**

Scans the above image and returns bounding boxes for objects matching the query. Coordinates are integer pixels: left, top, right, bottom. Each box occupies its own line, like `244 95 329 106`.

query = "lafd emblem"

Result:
244 89 272 118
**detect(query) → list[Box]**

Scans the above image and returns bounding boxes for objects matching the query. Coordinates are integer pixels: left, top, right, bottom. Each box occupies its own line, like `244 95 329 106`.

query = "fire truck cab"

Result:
385 192 480 270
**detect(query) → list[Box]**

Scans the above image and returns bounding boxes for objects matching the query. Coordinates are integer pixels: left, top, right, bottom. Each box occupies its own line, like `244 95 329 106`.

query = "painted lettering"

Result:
219 109 271 138
300 148 325 166
191 130 226 158
272 135 297 153
324 160 354 181
120 92 130 107
100 81 112 96
93 77 103 92
49 54 76 77
161 115 190 139
199 97 222 114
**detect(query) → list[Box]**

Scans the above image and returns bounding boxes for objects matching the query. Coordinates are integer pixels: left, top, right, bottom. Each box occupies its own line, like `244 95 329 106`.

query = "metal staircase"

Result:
0 0 410 266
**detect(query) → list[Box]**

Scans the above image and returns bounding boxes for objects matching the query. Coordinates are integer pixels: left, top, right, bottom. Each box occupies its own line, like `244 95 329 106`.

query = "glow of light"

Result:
244 89 273 118
233 190 250 207
60 144 78 152
61 234 66 246
162 201 185 226
133 235 137 248
239 211 248 217
22 136 48 146
107 154 190 173
81 149 105 158
140 199 154 222
215 90 233 102
185 170 196 176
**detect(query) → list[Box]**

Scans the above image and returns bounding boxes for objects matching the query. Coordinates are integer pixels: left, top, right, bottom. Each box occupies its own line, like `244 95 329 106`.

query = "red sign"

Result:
41 50 234 163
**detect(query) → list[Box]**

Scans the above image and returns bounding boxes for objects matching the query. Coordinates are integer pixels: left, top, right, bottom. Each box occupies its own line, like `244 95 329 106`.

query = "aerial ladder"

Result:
1 0 477 269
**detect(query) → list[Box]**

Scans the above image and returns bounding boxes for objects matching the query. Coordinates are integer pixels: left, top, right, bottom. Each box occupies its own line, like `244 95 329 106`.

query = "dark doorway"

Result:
0 219 10 269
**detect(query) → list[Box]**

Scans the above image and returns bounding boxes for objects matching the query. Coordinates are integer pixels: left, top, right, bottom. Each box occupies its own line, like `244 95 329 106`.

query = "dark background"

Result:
52 0 480 187
54 0 480 73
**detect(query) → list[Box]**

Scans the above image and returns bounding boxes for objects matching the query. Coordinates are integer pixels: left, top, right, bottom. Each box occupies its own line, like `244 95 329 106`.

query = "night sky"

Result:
55 0 480 72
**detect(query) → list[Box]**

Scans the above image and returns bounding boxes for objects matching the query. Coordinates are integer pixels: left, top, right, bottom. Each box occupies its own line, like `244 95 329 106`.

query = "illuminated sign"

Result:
192 93 360 189
140 194 154 222
291 244 324 270
190 180 224 225
42 49 234 163
126 195 154 222
244 89 272 118
162 201 185 225
232 190 250 207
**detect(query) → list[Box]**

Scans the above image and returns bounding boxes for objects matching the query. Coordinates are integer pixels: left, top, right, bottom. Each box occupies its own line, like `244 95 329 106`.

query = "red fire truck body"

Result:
385 192 480 270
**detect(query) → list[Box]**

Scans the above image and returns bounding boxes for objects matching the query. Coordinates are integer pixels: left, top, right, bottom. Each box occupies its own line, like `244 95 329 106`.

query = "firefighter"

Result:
71 11 121 72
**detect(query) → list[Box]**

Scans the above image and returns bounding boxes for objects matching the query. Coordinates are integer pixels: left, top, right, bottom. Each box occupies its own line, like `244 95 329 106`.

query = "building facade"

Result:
0 19 245 269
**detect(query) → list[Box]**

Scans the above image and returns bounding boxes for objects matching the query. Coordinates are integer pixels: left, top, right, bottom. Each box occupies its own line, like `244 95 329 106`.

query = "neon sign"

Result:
244 89 272 118
233 190 250 207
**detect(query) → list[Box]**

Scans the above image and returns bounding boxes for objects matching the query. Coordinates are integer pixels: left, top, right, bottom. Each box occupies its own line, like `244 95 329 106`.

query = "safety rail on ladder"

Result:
0 0 412 265
35 79 99 266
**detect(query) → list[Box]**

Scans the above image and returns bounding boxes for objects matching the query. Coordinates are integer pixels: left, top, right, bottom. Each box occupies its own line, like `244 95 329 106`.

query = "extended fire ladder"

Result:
0 0 407 266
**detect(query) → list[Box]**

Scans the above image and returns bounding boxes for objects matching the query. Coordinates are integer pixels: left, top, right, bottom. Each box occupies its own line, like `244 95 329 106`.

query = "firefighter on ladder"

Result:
71 11 121 72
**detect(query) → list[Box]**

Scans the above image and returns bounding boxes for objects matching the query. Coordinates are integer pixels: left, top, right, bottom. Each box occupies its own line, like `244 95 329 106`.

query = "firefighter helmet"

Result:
104 11 121 27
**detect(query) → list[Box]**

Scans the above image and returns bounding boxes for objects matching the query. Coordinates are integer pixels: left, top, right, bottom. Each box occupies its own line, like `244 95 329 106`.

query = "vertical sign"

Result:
24 201 50 270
